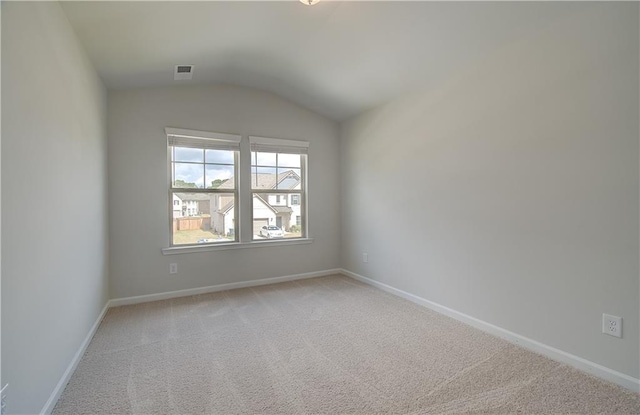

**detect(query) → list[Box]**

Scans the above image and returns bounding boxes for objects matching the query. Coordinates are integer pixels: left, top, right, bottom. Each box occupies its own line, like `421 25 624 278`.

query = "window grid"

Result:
168 134 308 247
169 148 239 246
250 151 306 240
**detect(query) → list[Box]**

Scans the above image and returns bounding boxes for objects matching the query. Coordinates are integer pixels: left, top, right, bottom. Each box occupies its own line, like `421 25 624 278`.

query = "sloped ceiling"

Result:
61 1 587 121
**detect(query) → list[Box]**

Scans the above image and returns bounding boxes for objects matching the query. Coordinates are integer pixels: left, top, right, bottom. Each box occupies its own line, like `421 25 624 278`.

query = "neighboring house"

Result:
173 193 211 218
210 194 235 236
172 194 182 218
252 194 294 234
212 170 301 235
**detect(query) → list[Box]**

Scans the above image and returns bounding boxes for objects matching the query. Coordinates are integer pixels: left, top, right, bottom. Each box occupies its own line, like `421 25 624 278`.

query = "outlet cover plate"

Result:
169 263 178 274
602 313 622 338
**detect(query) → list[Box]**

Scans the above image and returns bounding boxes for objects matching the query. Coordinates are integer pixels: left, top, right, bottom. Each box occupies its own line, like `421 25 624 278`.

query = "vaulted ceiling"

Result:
61 1 587 121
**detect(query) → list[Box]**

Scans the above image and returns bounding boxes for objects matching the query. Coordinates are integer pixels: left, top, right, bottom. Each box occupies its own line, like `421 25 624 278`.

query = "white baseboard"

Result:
40 301 110 415
109 268 342 307
41 267 637 414
340 268 640 394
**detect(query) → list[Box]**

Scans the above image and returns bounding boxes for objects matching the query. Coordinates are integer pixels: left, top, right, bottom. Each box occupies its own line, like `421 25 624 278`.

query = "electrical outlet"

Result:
169 263 178 274
602 314 622 338
362 252 368 263
2 384 8 415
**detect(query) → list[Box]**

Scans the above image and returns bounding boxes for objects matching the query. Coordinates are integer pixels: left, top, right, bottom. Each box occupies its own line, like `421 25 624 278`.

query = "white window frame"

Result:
167 127 241 247
249 136 309 240
162 131 313 254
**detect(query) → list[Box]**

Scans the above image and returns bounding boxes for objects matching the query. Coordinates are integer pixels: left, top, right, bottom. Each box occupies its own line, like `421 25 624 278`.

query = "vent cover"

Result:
174 65 194 80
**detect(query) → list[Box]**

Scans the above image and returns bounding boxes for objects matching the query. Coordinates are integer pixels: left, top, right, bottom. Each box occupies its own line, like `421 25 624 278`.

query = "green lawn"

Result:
175 229 302 244
173 229 231 245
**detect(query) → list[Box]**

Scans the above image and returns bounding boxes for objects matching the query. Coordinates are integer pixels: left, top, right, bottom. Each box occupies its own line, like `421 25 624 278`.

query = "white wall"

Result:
341 3 639 379
1 2 109 414
108 84 340 298
0 2 4 395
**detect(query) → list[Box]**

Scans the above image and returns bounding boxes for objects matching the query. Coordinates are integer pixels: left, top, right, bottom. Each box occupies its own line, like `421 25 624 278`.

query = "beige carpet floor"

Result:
53 275 640 414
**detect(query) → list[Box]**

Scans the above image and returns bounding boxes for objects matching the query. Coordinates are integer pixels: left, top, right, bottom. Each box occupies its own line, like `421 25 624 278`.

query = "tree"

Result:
175 179 197 188
210 179 227 188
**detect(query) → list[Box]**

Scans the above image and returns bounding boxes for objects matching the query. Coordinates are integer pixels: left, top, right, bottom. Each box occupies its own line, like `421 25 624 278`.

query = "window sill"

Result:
162 238 314 255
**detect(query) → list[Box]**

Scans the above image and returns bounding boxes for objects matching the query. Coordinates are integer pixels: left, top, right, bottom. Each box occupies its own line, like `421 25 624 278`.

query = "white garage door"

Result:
253 219 269 236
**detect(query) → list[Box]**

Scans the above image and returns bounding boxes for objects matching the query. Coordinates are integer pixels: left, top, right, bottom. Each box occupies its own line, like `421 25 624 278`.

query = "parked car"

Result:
260 225 284 239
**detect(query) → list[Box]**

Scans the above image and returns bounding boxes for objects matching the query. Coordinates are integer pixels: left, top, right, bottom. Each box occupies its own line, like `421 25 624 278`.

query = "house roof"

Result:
218 195 292 216
178 172 297 215
272 205 293 214
218 170 300 190
253 194 273 214
174 192 211 201
220 200 235 214
253 194 293 215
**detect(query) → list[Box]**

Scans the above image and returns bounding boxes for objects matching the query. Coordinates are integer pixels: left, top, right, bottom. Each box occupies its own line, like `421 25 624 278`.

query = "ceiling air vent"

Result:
174 65 194 80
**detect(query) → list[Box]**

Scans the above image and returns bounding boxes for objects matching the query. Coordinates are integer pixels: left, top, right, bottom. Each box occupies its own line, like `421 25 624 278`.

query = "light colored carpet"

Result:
53 275 640 414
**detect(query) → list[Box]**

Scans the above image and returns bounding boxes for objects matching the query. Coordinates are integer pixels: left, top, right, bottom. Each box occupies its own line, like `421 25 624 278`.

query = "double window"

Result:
167 128 308 247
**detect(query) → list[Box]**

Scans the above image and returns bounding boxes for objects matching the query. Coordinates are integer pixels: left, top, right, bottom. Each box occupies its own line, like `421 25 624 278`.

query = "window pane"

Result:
278 153 301 168
252 151 276 166
205 149 234 164
174 147 203 162
252 193 302 240
251 167 278 189
173 163 204 188
276 168 301 190
172 192 235 245
205 164 234 189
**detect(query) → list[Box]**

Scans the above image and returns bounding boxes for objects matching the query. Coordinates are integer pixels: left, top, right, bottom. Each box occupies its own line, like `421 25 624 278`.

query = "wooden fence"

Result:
173 216 211 231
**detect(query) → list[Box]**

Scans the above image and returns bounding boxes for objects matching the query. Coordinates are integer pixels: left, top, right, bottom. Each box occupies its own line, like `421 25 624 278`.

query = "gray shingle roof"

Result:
218 170 300 190
174 192 211 201
215 171 300 215
272 205 293 214
219 200 235 214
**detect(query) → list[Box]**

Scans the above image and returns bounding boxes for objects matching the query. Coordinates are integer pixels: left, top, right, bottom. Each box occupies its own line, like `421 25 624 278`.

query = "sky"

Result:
172 148 301 189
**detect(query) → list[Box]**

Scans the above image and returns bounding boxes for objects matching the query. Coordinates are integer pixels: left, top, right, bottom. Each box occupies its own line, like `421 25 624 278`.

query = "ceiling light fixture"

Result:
300 0 320 5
